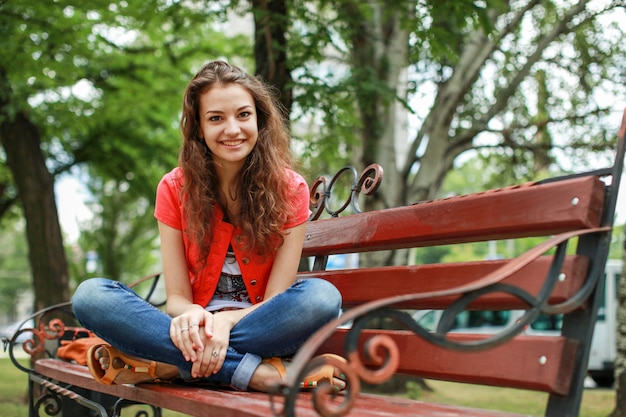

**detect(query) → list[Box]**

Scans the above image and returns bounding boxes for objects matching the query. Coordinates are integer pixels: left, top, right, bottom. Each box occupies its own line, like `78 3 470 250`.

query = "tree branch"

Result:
480 0 591 125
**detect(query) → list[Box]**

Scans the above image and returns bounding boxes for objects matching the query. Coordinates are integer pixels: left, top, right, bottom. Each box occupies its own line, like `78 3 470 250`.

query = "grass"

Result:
0 358 614 417
421 379 614 417
0 357 29 416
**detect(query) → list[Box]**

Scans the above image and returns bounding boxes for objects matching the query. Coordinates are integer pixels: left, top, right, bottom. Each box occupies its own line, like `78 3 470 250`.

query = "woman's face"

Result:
198 84 259 173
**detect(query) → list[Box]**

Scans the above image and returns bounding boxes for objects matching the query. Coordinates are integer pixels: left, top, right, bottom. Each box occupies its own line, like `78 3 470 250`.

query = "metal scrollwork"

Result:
6 301 76 373
270 226 609 417
5 273 166 417
348 331 399 385
114 399 163 417
30 374 110 416
309 164 383 220
34 390 62 417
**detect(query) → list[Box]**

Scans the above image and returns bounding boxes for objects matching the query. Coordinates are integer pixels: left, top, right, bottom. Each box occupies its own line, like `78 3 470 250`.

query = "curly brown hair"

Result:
179 61 297 263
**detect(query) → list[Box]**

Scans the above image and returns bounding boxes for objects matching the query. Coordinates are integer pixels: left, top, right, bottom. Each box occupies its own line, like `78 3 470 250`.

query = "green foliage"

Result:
0 218 30 320
411 238 555 265
441 155 495 195
412 152 620 265
1 0 253 284
72 175 160 285
453 1 624 184
610 224 625 260
406 380 423 400
286 2 362 174
410 0 503 66
411 245 452 265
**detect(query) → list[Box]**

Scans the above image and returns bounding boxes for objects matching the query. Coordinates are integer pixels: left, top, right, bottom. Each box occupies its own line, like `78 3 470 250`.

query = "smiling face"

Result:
198 84 259 175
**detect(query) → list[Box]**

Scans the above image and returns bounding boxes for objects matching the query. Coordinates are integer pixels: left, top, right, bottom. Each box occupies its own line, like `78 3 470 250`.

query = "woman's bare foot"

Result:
248 356 346 392
248 360 283 392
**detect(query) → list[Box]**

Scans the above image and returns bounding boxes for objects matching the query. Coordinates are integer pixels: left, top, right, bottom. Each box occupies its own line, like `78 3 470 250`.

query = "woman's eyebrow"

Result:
205 105 253 115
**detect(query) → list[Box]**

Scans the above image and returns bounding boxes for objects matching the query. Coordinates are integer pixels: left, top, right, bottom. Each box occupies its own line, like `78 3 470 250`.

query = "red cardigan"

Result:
154 167 311 307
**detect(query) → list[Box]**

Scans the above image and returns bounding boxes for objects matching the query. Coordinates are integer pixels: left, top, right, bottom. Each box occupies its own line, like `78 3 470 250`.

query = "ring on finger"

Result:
190 322 199 327
212 351 218 358
180 328 189 332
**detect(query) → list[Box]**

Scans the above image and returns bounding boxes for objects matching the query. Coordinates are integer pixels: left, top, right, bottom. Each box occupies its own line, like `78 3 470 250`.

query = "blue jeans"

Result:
72 277 341 390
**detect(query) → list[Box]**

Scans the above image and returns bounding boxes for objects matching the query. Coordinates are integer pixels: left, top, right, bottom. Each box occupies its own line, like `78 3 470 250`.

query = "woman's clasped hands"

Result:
170 306 230 378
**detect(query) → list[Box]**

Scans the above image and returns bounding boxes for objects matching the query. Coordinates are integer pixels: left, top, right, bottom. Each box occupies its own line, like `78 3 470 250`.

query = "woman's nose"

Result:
224 118 241 135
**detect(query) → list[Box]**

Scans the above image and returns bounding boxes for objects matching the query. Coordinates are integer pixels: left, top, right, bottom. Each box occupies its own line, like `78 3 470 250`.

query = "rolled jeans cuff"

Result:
231 353 262 390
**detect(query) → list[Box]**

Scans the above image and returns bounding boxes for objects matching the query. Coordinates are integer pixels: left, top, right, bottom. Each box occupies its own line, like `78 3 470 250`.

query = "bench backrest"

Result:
293 110 626 417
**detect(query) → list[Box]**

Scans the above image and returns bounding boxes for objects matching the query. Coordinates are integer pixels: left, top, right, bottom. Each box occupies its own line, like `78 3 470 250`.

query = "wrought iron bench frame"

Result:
3 109 625 417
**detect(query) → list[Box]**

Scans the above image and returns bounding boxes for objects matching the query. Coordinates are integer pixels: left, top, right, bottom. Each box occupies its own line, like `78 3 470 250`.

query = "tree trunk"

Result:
252 0 292 113
338 0 411 268
341 0 410 212
405 1 590 205
610 229 626 417
404 19 496 205
0 69 70 311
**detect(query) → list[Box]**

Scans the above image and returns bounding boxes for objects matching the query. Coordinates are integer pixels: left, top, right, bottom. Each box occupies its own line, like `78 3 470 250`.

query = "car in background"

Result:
413 309 561 335
0 319 34 345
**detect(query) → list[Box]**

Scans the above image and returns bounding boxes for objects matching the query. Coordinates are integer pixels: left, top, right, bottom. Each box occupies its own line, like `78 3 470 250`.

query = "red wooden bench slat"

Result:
302 176 604 256
299 255 589 309
317 330 578 395
34 360 273 417
34 359 530 417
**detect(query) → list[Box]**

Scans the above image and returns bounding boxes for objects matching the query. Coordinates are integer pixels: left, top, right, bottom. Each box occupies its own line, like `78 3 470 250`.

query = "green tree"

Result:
244 0 623 266
315 0 623 205
315 1 621 265
255 0 621 208
0 1 250 310
0 217 30 321
75 175 160 285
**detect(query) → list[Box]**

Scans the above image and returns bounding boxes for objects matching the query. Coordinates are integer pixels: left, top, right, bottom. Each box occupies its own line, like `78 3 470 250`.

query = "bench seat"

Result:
35 359 529 417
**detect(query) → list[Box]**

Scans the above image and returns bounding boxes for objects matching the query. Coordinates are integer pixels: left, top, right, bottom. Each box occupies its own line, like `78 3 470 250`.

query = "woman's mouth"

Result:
222 139 244 147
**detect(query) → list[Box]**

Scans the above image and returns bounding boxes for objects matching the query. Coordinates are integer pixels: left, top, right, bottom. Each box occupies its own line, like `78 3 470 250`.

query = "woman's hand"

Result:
189 312 232 378
170 304 214 362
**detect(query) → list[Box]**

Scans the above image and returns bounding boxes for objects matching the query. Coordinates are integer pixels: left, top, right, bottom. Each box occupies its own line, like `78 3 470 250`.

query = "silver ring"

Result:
180 328 189 332
212 351 218 358
190 322 199 327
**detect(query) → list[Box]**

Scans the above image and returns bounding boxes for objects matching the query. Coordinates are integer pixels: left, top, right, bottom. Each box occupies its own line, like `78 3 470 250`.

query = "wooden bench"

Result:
4 109 625 417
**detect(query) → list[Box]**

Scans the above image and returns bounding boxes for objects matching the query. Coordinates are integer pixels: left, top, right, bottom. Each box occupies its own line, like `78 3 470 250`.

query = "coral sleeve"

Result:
154 167 184 230
284 169 312 229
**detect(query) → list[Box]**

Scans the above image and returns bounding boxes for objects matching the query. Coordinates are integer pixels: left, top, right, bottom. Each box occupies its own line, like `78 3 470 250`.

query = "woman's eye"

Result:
209 115 221 122
239 111 251 118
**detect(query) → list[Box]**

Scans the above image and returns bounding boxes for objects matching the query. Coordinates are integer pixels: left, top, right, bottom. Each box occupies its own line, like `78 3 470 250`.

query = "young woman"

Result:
72 60 344 392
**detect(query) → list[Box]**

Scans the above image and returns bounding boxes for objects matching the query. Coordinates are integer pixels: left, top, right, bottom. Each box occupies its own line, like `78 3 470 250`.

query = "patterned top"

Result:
205 249 252 312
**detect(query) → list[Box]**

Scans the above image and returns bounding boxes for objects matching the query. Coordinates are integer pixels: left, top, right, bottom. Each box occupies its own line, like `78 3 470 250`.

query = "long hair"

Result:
179 61 296 263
